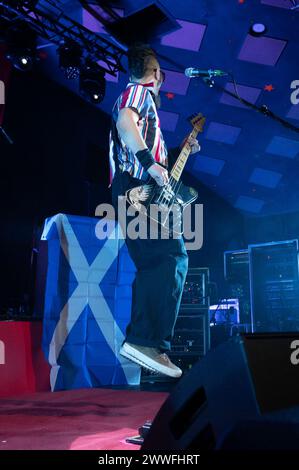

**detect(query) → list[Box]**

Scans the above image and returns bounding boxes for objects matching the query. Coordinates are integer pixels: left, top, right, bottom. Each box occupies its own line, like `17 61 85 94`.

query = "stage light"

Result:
58 42 82 80
249 23 267 37
5 22 37 71
7 53 34 71
79 65 106 105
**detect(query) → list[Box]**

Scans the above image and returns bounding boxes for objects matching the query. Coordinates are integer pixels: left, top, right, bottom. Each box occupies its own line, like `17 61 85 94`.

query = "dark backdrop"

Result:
0 68 111 309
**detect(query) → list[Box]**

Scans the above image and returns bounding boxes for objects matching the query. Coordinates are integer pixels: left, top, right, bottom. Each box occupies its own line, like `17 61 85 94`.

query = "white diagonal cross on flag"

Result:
42 214 137 389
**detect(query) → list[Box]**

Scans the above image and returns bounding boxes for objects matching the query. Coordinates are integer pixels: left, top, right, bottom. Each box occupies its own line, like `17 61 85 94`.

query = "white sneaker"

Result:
120 342 182 378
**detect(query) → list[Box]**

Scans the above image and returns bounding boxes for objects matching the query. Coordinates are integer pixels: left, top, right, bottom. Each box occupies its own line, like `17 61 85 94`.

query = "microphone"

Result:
185 67 228 78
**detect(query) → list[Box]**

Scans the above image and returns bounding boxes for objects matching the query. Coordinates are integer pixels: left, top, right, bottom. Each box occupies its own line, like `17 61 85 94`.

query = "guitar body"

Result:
125 180 198 234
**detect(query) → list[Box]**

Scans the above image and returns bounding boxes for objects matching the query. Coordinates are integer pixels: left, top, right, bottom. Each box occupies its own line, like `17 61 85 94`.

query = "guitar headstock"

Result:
189 113 206 133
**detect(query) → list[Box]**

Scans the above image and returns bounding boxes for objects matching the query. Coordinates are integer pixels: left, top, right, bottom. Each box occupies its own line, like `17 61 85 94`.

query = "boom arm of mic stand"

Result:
200 78 299 135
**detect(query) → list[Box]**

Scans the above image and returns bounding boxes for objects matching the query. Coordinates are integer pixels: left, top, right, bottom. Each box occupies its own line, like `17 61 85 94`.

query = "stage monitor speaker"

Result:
142 333 299 451
218 416 299 450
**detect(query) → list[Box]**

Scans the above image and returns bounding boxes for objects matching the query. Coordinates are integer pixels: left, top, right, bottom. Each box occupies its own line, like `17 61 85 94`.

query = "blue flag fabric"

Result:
41 213 141 391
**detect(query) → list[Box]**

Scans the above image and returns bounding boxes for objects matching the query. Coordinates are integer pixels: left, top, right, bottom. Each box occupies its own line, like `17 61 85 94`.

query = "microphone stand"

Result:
200 75 299 135
0 126 14 144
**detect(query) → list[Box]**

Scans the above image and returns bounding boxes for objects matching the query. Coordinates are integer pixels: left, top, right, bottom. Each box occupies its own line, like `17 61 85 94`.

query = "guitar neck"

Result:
170 128 199 182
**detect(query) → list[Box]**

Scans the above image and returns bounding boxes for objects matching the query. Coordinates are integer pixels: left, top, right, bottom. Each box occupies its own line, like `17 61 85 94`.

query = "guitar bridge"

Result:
155 184 176 207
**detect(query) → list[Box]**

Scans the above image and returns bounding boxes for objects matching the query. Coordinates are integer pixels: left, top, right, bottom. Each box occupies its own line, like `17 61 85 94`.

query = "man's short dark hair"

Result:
127 43 158 79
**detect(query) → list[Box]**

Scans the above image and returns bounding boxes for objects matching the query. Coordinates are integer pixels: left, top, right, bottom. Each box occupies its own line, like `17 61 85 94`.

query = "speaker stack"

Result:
142 333 299 450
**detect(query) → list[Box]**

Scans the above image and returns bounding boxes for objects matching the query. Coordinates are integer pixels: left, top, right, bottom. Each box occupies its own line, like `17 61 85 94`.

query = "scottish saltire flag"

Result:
41 213 141 391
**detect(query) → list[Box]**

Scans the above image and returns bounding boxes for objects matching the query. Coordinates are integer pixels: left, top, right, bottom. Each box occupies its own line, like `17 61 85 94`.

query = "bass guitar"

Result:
126 113 206 234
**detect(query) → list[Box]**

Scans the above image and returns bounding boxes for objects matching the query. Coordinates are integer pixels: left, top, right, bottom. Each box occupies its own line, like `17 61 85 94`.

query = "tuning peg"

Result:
187 113 196 122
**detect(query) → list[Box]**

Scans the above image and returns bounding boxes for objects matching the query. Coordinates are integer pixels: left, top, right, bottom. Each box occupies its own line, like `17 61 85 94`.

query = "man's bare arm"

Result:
116 108 147 154
116 107 168 186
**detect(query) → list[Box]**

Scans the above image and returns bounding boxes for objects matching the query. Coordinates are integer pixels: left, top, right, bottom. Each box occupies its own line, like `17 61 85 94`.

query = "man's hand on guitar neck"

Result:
148 163 169 187
181 136 201 155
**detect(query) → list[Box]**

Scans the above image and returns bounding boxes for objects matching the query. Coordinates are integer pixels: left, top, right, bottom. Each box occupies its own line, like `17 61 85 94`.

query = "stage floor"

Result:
0 388 168 450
